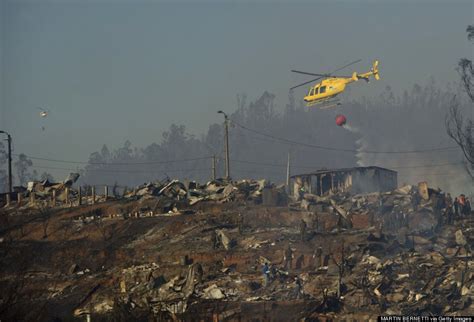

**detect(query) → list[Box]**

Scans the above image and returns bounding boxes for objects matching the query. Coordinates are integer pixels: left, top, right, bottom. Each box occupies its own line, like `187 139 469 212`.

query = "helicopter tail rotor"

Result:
372 60 380 80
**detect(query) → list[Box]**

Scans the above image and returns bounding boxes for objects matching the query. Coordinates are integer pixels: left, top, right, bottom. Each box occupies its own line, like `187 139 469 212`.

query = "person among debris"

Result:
299 185 306 201
237 213 244 235
402 212 409 228
293 276 303 299
194 263 204 284
323 253 331 267
445 193 454 224
454 197 460 217
461 194 470 216
459 194 466 217
313 246 323 269
465 197 471 216
211 230 219 250
295 254 305 269
300 219 307 241
445 193 453 209
434 193 445 230
284 244 294 270
262 262 270 287
412 191 421 211
270 264 280 282
437 192 446 211
312 214 319 232
146 271 155 290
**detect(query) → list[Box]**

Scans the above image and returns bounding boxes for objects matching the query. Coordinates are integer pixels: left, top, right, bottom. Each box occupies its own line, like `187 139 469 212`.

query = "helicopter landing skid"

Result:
306 99 341 109
319 101 342 109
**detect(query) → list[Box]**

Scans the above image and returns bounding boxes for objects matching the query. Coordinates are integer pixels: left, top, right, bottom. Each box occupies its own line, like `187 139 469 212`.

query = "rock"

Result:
362 255 381 265
148 275 166 290
415 293 425 301
387 292 405 303
396 274 409 280
374 287 382 297
118 280 127 294
418 182 429 200
300 199 311 210
455 230 467 246
68 263 79 275
327 263 339 276
203 284 225 299
413 235 431 245
216 229 235 250
394 185 413 195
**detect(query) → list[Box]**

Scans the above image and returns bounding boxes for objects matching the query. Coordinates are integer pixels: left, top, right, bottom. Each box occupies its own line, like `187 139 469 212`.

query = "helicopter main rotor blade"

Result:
290 59 361 90
290 76 323 90
291 70 328 77
330 59 362 74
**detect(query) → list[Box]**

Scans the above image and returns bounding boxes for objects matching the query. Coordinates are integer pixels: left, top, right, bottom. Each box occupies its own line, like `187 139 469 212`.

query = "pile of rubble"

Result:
2 176 287 213
125 178 287 215
335 226 473 317
1 178 472 320
74 218 473 319
0 173 82 208
297 182 449 233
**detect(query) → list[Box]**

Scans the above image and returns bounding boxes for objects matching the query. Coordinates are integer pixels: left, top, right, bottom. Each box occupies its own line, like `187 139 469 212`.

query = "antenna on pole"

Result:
218 111 230 180
212 155 216 181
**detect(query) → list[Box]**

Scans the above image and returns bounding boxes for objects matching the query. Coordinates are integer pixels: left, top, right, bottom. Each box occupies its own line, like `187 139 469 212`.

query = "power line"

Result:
232 120 458 154
225 157 464 171
21 152 464 172
398 171 467 177
389 161 464 169
31 165 211 174
12 153 212 165
228 158 291 168
12 150 465 176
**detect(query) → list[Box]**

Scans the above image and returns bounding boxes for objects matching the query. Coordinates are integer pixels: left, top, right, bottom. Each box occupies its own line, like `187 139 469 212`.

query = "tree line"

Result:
0 26 472 196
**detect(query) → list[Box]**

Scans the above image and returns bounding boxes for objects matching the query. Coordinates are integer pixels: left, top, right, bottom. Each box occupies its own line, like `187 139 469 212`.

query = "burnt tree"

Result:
446 25 474 178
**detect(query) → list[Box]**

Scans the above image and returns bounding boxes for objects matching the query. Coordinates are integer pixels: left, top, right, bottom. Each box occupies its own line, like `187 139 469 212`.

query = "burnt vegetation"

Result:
446 25 474 179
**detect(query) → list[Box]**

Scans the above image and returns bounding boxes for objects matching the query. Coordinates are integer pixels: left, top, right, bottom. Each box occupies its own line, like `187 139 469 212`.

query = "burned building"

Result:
291 166 397 197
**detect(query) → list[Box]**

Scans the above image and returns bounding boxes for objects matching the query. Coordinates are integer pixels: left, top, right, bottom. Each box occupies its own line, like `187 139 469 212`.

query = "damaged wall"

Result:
291 166 397 197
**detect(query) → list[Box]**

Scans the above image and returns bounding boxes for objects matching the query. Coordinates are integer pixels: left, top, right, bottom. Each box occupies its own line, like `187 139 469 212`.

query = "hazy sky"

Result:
0 0 473 179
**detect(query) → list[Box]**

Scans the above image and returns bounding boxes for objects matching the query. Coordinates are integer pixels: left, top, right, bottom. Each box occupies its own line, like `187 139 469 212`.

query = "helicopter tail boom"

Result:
351 60 380 82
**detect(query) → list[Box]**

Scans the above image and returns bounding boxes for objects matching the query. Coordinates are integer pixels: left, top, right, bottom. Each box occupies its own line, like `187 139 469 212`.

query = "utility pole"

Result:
0 131 12 194
218 111 230 180
286 151 291 188
212 155 216 180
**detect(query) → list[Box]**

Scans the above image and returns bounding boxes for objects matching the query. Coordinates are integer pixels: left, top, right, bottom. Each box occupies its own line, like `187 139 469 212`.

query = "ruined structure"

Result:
291 166 398 198
0 175 472 321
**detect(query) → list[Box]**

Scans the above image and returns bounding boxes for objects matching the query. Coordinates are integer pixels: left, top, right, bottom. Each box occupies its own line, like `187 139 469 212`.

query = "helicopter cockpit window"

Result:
319 86 326 94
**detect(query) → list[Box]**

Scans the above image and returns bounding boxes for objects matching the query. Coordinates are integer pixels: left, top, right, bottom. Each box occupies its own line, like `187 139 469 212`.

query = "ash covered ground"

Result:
0 178 472 321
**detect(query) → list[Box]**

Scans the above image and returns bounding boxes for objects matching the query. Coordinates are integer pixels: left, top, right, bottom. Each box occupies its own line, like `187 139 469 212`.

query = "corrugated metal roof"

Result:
290 166 397 178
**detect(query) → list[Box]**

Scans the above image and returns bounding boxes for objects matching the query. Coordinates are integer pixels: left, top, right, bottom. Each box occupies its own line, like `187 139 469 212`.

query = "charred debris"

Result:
0 168 472 321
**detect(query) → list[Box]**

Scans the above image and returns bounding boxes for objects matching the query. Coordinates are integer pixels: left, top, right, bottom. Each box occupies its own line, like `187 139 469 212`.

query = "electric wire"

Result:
12 153 212 165
30 165 211 174
232 121 458 154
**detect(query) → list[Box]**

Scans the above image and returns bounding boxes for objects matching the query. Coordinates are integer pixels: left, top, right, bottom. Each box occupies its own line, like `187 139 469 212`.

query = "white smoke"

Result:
355 138 369 167
341 124 367 166
342 123 359 133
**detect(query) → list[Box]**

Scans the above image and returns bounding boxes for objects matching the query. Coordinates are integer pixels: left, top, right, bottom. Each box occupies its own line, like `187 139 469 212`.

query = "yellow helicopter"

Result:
291 59 380 108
